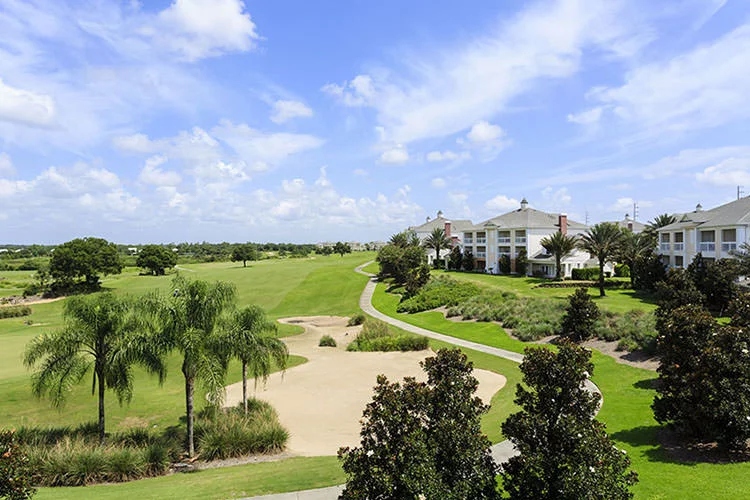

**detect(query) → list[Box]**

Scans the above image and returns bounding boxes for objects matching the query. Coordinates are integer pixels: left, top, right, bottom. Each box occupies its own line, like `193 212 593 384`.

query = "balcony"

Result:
673 243 684 252
660 243 671 252
464 238 473 244
498 252 511 257
476 238 487 244
722 242 737 253
515 238 526 245
475 251 487 258
699 242 716 253
498 237 511 244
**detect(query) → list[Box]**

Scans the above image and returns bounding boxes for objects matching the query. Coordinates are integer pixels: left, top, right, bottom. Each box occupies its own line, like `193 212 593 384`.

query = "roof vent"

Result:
520 198 528 210
625 213 631 221
437 210 443 218
426 216 431 223
696 203 703 212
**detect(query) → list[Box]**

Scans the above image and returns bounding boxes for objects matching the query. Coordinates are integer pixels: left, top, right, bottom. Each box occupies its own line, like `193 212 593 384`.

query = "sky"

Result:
1 0 750 244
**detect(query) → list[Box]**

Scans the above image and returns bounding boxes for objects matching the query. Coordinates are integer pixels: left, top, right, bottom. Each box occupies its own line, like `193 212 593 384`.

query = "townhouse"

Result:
409 210 474 265
656 197 750 268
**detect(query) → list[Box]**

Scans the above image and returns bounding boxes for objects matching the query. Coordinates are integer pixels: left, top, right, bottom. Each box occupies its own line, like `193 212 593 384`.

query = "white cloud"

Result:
431 178 447 189
270 100 313 124
156 0 260 61
696 157 750 187
321 75 377 107
541 186 572 209
0 78 56 128
0 153 14 176
322 0 648 144
485 195 519 212
457 121 510 161
567 107 603 125
588 23 750 136
426 150 472 163
378 145 409 165
139 156 182 186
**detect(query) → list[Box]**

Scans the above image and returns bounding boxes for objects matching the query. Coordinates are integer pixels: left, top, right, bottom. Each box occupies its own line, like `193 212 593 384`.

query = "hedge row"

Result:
0 305 32 319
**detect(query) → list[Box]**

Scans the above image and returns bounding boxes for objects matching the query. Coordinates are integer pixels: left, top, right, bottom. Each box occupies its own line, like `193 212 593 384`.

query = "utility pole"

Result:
633 202 639 221
585 211 590 226
738 186 745 200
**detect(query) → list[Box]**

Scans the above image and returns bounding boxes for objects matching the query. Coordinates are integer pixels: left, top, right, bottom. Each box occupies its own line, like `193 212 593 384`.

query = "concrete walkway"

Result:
242 262 600 500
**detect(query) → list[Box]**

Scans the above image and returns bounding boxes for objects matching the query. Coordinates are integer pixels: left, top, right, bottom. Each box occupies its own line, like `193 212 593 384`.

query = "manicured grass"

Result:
34 456 345 500
436 270 657 314
361 260 379 275
0 269 37 297
373 276 750 499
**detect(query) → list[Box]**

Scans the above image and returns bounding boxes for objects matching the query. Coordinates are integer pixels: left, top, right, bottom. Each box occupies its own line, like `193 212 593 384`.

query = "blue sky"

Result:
1 0 750 244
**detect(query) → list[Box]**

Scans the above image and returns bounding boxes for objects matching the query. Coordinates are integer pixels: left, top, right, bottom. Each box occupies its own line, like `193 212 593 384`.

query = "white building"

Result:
611 214 646 234
409 210 474 265
656 197 750 268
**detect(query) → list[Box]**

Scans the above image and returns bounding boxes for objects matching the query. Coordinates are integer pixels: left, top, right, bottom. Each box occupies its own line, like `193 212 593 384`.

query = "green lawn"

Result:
0 269 37 297
436 270 658 314
373 274 750 500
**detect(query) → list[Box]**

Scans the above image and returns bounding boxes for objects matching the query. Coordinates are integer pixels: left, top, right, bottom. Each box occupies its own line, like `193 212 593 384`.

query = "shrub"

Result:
347 319 428 352
0 306 32 319
615 263 630 277
397 276 480 313
143 443 170 476
0 430 35 500
571 267 599 280
498 254 511 274
516 249 528 275
559 288 600 342
319 335 337 347
347 312 366 326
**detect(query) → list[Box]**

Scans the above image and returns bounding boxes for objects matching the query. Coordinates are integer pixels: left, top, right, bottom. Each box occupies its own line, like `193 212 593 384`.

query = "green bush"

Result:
347 312 366 326
319 335 337 347
570 267 599 280
614 263 631 277
559 288 600 342
347 319 428 352
397 276 480 313
0 305 32 319
195 401 288 460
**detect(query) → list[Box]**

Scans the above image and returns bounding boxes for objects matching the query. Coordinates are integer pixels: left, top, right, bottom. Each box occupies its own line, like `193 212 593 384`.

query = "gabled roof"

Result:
477 207 587 231
658 197 750 232
610 217 647 233
409 216 474 234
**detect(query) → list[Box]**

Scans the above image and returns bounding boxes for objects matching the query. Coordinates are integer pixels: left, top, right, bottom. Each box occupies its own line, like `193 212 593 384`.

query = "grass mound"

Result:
347 318 428 352
397 276 481 313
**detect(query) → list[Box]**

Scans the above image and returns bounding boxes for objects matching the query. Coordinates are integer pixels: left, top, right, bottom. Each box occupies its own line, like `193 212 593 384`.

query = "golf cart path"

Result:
241 261 600 500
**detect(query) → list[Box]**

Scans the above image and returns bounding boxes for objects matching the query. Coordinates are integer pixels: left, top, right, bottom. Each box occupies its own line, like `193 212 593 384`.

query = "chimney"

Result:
628 222 633 232
559 213 568 235
444 220 452 240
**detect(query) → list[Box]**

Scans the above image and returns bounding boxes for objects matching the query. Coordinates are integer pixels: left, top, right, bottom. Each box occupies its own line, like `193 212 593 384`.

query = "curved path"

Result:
243 262 600 500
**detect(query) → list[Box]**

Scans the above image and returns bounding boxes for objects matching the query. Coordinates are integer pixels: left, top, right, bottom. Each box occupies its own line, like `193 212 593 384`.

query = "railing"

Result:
498 237 511 244
515 237 526 244
659 243 671 252
464 238 473 244
476 238 487 244
475 251 487 258
673 243 684 251
722 242 737 253
699 242 715 252
498 252 511 257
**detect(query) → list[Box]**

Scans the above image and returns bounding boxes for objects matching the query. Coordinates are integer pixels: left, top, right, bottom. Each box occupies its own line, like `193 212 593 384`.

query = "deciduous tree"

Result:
49 237 122 291
231 243 259 267
136 245 177 275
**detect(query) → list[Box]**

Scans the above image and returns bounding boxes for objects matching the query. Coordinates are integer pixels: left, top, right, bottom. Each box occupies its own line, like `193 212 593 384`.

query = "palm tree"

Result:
24 293 165 443
224 305 288 415
423 228 452 269
578 222 626 297
153 276 237 456
648 213 677 229
540 231 578 279
616 231 657 286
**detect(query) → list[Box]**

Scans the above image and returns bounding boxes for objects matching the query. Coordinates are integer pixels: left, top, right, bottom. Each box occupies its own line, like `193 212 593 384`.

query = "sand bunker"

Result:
224 316 507 456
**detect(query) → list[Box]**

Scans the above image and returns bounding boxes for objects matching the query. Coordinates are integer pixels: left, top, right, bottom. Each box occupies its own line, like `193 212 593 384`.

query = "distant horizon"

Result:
2 1 749 243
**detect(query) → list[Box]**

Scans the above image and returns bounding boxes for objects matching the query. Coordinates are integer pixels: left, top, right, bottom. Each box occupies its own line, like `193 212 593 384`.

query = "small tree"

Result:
654 268 705 331
559 288 600 342
653 304 750 450
0 430 35 500
339 349 498 499
231 243 258 267
405 263 431 297
448 246 462 271
137 245 177 275
498 254 511 274
501 343 638 499
617 231 656 287
516 248 528 275
423 228 451 269
462 249 475 272
24 293 165 443
700 259 741 314
540 231 577 279
631 252 666 291
333 242 352 257
578 223 625 297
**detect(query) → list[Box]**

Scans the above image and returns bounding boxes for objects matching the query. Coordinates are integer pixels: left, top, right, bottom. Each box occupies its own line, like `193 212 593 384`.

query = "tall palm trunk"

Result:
184 366 196 457
555 255 562 279
242 361 248 415
598 259 606 297
97 367 106 444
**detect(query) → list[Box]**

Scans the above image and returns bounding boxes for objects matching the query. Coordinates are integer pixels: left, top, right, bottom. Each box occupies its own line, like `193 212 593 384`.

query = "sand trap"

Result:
224 316 507 456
